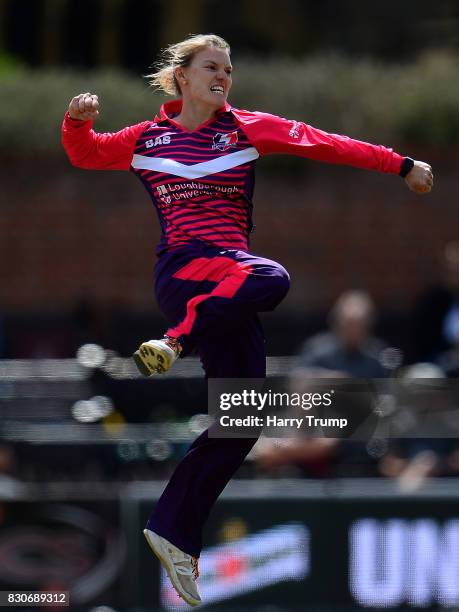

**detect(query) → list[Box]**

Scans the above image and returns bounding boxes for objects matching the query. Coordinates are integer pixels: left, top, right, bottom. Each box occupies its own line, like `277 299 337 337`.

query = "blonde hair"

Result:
146 34 231 97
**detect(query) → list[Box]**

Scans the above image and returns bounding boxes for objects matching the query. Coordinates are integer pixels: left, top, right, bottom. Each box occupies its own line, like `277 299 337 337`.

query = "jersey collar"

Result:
156 98 232 123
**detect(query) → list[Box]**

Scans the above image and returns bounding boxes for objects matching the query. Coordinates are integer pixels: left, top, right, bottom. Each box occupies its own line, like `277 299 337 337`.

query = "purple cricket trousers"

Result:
146 241 290 557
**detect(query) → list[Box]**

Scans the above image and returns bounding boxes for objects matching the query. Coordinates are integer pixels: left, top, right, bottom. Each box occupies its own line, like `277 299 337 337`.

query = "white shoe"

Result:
143 529 201 607
133 338 180 376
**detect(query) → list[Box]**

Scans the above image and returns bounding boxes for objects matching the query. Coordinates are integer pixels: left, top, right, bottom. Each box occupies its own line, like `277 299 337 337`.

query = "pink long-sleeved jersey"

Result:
62 99 405 254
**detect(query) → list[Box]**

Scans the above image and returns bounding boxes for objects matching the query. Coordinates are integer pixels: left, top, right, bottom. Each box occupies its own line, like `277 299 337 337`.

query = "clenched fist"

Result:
405 160 433 194
68 92 100 121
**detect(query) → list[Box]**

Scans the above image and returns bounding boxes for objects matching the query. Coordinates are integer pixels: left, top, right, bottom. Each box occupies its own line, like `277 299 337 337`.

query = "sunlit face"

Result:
178 46 233 109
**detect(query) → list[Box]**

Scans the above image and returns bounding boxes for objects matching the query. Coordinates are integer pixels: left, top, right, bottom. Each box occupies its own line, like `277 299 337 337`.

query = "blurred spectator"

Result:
255 290 389 478
412 240 459 362
377 362 459 487
254 437 340 478
379 439 459 489
296 290 388 378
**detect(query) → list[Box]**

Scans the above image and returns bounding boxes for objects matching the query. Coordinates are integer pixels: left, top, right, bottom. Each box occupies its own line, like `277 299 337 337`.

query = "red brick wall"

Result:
3 151 456 315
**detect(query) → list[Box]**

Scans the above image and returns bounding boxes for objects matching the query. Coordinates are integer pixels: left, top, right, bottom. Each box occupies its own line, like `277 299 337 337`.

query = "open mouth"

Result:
210 86 225 94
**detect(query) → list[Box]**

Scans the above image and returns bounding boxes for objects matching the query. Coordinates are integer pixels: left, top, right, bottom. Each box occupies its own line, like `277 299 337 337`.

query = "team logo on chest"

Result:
212 131 238 151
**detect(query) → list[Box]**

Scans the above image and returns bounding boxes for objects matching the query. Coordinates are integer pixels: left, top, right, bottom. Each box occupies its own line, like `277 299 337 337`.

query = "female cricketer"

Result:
62 34 433 606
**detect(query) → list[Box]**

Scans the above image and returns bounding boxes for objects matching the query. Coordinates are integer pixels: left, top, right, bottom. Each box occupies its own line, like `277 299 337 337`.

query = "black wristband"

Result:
399 157 414 178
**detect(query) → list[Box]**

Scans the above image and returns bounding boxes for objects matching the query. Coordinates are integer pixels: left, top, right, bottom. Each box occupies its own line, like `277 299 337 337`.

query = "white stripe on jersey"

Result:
131 147 259 179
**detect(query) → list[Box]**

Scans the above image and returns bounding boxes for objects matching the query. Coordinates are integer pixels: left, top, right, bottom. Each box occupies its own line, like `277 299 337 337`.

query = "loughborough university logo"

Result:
212 131 238 151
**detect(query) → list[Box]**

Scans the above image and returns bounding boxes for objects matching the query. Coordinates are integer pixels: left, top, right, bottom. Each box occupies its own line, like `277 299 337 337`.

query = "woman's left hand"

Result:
405 160 433 194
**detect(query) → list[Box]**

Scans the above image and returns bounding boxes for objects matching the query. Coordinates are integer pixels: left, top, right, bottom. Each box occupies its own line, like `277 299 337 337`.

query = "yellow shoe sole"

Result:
133 341 175 376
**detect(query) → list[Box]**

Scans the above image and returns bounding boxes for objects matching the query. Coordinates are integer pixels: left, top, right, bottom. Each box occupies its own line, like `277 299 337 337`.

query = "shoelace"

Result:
164 335 182 356
170 548 199 580
191 556 199 580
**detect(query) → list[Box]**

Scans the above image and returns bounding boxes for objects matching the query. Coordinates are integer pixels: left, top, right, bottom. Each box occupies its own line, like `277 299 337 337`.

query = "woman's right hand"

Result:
68 92 100 121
